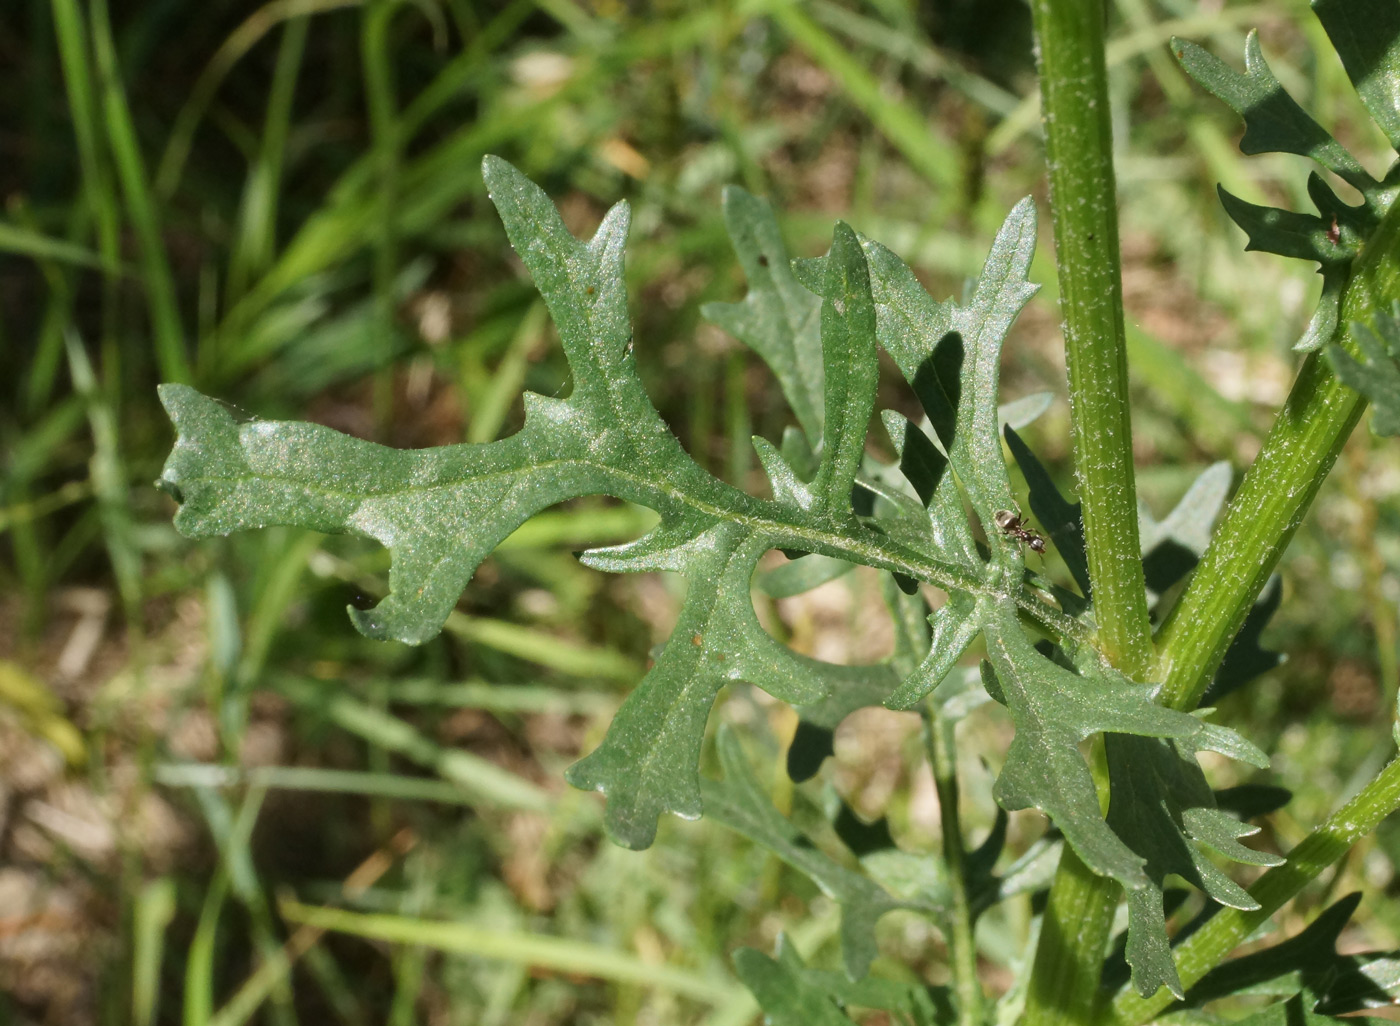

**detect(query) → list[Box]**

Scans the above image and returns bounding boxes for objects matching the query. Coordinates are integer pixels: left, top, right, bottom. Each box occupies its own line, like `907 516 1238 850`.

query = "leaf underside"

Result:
158 157 1267 991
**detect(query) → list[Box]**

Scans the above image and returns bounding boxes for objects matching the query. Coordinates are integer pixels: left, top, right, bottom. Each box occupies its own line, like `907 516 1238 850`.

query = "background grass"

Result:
3 0 1400 1023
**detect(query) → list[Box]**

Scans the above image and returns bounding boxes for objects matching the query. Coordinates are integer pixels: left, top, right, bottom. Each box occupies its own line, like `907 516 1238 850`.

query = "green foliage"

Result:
1183 893 1400 1015
703 726 922 981
22 0 1400 1019
1327 304 1400 435
1173 1 1400 353
733 936 954 1026
160 157 1276 1002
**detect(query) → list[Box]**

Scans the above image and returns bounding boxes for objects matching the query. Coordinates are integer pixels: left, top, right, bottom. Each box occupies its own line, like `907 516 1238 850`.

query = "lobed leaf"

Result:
1172 31 1372 191
162 158 921 850
159 160 1272 984
732 945 856 1026
735 936 955 1026
1174 26 1399 352
1181 892 1400 1017
1105 733 1282 999
702 727 927 979
701 187 825 446
764 194 1273 989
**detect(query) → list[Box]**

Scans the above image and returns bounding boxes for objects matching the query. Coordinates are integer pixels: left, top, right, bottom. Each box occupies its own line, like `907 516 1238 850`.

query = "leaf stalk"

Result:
924 701 984 1026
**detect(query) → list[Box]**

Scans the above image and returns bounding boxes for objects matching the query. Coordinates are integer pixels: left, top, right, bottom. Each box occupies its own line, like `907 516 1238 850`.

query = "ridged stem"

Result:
1023 3 1152 1022
1154 180 1400 712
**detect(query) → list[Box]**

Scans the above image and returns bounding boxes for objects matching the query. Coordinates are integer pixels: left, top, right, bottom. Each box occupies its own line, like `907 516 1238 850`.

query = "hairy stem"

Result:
925 703 984 1026
1110 755 1400 1025
1029 0 1153 674
1024 2 1151 1022
1155 186 1400 712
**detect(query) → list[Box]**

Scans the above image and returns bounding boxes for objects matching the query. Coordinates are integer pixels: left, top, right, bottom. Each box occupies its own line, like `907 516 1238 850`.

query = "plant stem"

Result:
925 703 984 1026
1110 755 1400 1025
1024 2 1151 1022
1026 848 1118 1026
1154 189 1400 713
1029 0 1153 676
362 0 401 431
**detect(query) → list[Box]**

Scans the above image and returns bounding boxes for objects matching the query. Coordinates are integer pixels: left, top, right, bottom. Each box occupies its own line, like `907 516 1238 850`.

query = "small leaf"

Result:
1312 0 1400 152
1184 894 1399 1018
1228 992 1386 1026
702 187 825 446
736 936 956 1026
884 593 984 710
1106 733 1282 999
787 666 901 783
1140 462 1233 601
1328 305 1400 435
758 554 857 598
810 223 881 518
972 835 1063 917
999 390 1054 431
733 946 856 1026
1218 187 1357 264
1173 32 1373 193
1176 24 1400 355
703 726 924 979
982 622 1211 889
1206 575 1285 703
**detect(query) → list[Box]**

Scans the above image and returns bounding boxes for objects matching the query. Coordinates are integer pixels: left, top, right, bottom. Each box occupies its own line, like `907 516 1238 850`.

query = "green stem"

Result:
1029 0 1153 676
1110 755 1400 1025
925 703 984 1026
1027 850 1118 1026
362 0 401 430
90 0 192 386
1024 3 1151 1022
1155 185 1400 713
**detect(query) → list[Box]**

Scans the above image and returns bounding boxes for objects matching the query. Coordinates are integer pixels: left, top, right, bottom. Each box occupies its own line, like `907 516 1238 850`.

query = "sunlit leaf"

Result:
1174 26 1399 351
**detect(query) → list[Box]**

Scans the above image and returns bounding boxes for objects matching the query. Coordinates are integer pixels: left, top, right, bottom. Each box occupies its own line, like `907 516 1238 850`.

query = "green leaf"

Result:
703 727 932 979
981 622 1213 890
1174 27 1399 352
1172 31 1373 193
1105 733 1284 999
1228 992 1386 1026
1184 893 1400 1016
1140 462 1233 600
733 945 855 1026
757 554 857 598
157 158 1261 938
1206 575 1285 703
735 936 956 1026
766 194 1273 987
1312 0 1400 152
1328 304 1400 435
1217 187 1359 265
702 187 825 447
160 157 917 850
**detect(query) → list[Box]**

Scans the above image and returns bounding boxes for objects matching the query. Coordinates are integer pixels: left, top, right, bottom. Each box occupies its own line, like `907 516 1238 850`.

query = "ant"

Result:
994 509 1046 555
